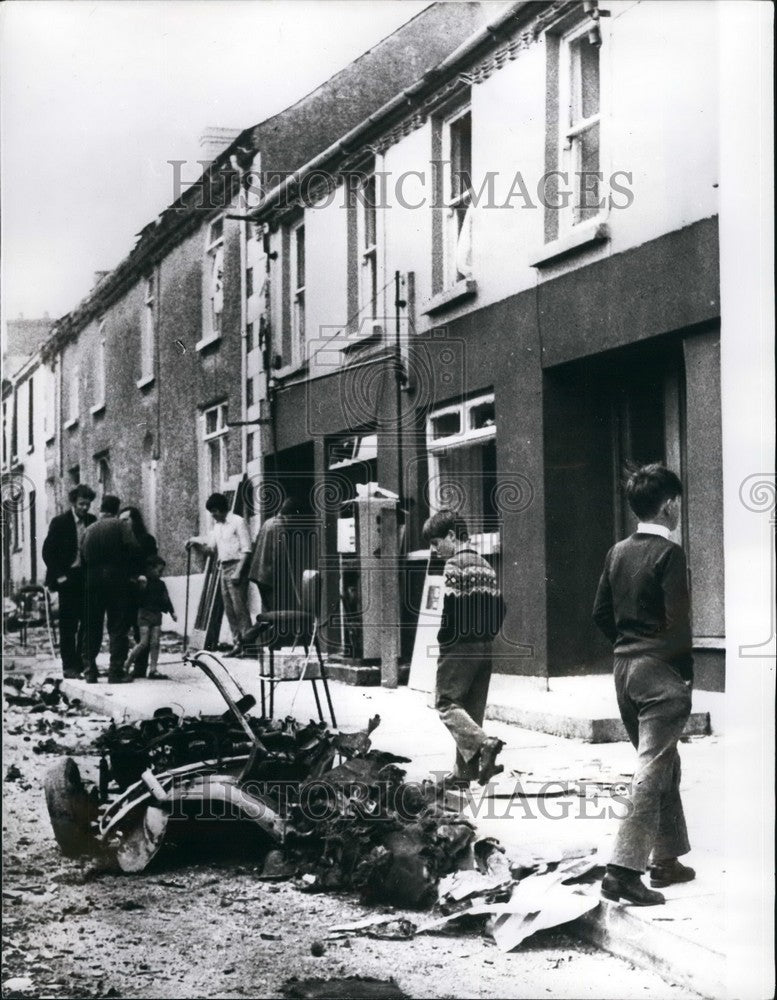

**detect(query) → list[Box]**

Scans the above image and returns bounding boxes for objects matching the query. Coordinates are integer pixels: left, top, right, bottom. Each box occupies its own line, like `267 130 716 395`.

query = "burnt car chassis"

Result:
44 650 340 873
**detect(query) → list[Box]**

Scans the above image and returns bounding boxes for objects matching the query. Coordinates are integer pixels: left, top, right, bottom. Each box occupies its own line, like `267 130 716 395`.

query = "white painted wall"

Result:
304 188 349 376
7 361 51 589
371 1 718 326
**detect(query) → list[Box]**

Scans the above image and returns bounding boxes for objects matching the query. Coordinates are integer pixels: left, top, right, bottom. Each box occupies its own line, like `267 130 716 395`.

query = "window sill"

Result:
195 334 223 353
530 221 609 268
693 636 725 650
64 417 79 431
136 374 156 391
270 359 309 383
421 278 478 317
341 329 383 356
90 402 106 418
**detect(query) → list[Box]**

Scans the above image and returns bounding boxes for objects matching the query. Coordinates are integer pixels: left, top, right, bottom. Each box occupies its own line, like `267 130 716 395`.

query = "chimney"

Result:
199 127 241 165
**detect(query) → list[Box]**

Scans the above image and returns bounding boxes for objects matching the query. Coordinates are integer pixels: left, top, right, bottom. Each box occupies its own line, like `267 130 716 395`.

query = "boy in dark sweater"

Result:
124 556 177 680
422 509 506 788
593 464 695 906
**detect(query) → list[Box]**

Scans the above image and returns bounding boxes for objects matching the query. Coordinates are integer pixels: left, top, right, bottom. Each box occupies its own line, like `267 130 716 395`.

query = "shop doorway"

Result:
543 337 686 675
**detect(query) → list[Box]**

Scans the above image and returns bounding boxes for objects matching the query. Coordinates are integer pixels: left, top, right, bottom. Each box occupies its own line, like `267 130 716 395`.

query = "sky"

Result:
0 0 430 324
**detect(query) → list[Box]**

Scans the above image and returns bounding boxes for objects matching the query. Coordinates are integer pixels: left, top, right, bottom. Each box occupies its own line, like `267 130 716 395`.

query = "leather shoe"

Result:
62 671 82 680
649 858 696 888
85 672 99 684
106 674 133 684
601 870 665 906
477 737 505 786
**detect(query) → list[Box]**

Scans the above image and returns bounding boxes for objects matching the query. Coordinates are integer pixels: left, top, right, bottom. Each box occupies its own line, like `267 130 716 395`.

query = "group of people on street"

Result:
43 487 309 680
43 487 175 683
44 463 696 907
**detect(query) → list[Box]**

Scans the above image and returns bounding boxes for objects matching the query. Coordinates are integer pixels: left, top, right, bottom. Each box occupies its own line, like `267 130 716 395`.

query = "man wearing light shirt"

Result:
187 492 253 656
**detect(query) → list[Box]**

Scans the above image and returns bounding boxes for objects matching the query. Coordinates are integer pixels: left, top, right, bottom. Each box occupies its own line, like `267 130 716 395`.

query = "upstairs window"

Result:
27 375 34 451
290 221 306 365
358 172 379 322
206 216 224 341
559 22 601 229
442 107 473 286
43 364 56 442
201 402 228 499
93 327 106 411
67 366 80 425
141 275 155 381
11 388 18 458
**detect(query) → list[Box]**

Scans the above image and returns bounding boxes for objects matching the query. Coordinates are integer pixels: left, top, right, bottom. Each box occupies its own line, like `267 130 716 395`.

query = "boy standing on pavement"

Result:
422 509 506 788
187 493 252 656
593 464 696 906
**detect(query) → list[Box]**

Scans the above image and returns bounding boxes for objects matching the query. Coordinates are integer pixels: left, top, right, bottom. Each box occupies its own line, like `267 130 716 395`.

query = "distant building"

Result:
2 314 52 380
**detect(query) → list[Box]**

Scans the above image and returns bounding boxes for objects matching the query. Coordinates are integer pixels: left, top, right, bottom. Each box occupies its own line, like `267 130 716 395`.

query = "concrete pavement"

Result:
47 648 727 998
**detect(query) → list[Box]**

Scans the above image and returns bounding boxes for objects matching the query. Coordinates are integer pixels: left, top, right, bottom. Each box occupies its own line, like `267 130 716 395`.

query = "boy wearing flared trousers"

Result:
593 464 696 906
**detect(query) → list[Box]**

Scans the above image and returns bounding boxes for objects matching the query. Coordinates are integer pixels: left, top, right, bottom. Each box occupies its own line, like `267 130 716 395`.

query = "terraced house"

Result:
5 1 730 695
247 0 726 692
29 2 495 614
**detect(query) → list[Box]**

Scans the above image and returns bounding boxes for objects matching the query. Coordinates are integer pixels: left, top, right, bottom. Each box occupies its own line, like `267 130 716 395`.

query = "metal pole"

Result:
183 545 191 654
394 270 405 512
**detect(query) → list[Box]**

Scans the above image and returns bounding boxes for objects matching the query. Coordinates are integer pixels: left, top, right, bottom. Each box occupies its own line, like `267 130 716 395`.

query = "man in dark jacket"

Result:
80 494 139 683
42 484 96 678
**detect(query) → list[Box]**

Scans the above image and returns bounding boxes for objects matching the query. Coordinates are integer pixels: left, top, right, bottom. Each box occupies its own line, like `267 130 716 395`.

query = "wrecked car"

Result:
44 651 476 905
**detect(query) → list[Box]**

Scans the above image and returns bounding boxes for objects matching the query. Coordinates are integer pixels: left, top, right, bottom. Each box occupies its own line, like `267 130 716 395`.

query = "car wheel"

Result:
44 757 97 857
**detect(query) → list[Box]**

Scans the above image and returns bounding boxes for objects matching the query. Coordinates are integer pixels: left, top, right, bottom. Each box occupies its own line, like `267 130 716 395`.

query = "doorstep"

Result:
485 674 714 743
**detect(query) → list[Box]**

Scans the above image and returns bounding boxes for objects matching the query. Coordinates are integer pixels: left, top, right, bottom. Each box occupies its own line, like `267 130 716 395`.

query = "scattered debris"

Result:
328 915 417 941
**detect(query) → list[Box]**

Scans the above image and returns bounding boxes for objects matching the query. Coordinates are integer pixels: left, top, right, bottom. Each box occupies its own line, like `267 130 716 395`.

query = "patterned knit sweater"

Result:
438 547 506 647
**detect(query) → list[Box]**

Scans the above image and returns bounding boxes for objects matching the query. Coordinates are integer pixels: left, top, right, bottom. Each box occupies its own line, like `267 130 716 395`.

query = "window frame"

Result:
139 274 156 386
94 450 112 494
26 374 34 453
201 401 229 499
66 365 80 428
91 326 106 415
200 215 225 349
426 391 499 553
356 171 380 324
558 19 604 233
441 105 474 288
290 219 306 366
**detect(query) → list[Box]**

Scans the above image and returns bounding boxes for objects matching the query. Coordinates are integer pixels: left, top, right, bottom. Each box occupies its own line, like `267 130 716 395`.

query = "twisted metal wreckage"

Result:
44 651 600 947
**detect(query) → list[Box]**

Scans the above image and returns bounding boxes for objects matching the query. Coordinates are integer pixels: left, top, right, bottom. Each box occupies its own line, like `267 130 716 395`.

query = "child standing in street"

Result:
124 556 177 680
593 464 696 906
422 509 506 788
